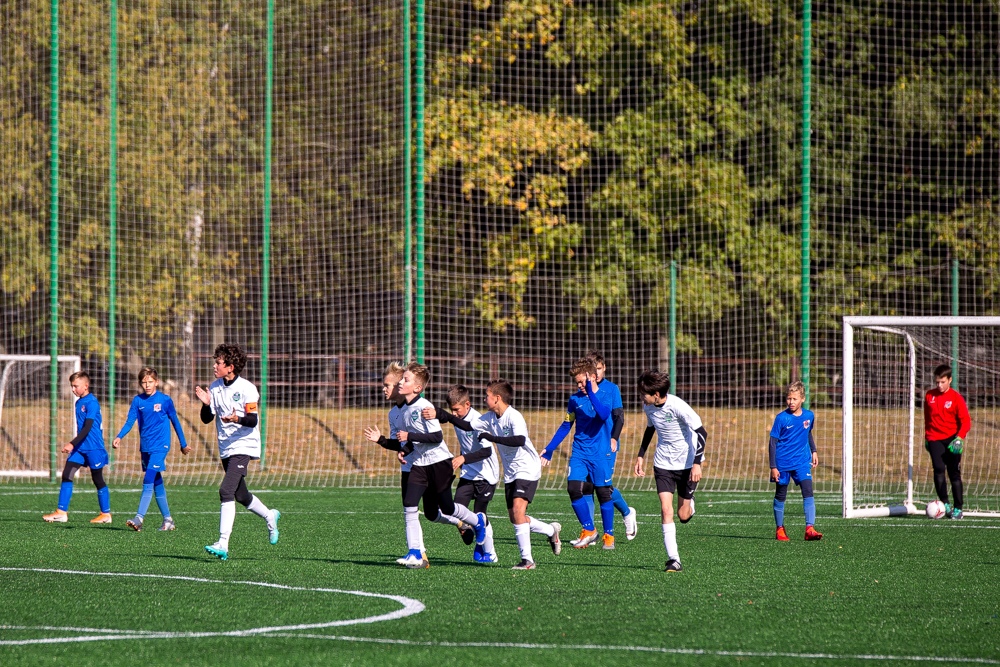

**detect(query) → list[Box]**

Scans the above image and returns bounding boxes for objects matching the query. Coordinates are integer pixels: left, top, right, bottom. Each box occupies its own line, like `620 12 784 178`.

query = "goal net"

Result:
0 355 82 479
843 317 1000 518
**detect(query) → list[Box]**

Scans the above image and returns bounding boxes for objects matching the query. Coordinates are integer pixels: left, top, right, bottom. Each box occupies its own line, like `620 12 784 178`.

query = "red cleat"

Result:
804 525 823 541
775 526 790 541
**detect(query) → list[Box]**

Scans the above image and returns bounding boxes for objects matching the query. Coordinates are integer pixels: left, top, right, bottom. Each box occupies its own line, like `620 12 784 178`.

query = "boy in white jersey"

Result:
475 379 561 570
363 361 426 564
194 344 279 561
422 384 500 562
393 363 487 568
633 370 707 573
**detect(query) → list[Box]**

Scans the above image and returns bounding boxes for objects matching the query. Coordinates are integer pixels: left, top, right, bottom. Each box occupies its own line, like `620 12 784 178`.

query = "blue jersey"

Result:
769 408 815 471
116 391 187 453
598 378 623 439
565 386 614 459
73 393 105 453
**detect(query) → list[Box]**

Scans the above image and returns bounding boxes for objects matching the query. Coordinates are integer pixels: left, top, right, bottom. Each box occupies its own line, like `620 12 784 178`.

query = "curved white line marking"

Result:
0 568 424 646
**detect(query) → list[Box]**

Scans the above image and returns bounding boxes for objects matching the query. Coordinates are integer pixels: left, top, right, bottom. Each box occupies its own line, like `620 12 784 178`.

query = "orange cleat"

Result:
90 512 112 524
775 526 790 541
602 533 615 550
804 525 823 541
43 509 68 523
573 528 599 549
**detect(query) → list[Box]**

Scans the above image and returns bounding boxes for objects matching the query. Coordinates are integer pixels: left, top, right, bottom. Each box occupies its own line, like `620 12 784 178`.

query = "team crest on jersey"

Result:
665 413 673 422
233 392 242 402
803 420 811 429
81 406 86 413
945 401 952 409
503 426 511 436
154 403 162 412
411 409 420 421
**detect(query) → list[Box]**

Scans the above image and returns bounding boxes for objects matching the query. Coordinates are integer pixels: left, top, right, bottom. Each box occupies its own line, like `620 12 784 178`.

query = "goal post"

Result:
0 355 82 479
843 317 1000 518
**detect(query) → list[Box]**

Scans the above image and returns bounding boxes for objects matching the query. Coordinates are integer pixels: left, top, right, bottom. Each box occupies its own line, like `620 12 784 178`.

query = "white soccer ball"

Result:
925 500 947 519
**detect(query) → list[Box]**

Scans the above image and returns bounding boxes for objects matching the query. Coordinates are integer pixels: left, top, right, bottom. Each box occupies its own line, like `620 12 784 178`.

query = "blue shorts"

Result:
776 467 812 487
141 450 168 473
67 449 108 470
568 455 614 487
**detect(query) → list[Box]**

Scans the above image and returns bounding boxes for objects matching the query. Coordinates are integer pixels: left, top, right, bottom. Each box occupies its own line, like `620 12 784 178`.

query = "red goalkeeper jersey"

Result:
923 388 971 441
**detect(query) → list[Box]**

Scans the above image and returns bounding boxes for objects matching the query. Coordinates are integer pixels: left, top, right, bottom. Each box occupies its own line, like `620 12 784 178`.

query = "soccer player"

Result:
541 358 616 549
923 364 971 520
477 379 561 570
633 370 707 572
195 343 280 561
421 384 500 562
769 381 821 542
363 361 427 564
393 363 487 569
113 367 190 531
43 371 112 524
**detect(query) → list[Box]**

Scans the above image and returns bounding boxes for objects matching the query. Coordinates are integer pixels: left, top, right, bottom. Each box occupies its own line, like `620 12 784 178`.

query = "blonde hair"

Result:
383 360 406 380
787 381 806 397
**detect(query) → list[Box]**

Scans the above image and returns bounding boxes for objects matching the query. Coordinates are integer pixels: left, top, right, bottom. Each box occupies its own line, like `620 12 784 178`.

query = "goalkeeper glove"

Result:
948 438 964 455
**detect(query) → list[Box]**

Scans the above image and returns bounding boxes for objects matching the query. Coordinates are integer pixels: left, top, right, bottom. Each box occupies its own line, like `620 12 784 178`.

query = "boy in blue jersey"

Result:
113 367 190 532
769 381 822 541
541 357 616 550
43 372 112 524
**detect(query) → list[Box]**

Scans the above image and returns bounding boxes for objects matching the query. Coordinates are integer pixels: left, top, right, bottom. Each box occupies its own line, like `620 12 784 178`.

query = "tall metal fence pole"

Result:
260 0 275 468
414 0 426 364
669 261 677 395
49 0 60 483
108 0 119 461
801 0 813 405
951 259 959 389
403 0 413 363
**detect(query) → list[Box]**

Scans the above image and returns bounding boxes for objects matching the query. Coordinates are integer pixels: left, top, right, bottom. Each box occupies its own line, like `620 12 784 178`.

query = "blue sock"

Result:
154 475 170 518
611 487 629 517
584 494 595 526
804 496 816 526
773 499 785 528
57 481 73 511
600 501 615 536
137 483 154 519
97 486 110 514
571 497 595 531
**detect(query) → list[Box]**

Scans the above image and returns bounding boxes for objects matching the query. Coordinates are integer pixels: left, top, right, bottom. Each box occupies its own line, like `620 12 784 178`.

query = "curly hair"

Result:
214 343 247 376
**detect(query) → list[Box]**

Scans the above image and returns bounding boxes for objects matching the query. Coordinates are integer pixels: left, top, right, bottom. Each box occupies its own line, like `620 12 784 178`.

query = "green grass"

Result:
1 485 998 666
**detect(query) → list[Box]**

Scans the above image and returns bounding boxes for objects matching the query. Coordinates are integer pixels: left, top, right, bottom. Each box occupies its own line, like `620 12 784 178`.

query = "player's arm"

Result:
64 418 94 454
950 394 972 453
224 401 258 427
425 405 476 432
634 425 656 476
584 379 612 421
164 399 190 454
479 432 527 447
461 439 494 465
808 423 818 466
113 397 140 449
610 407 625 450
542 400 575 460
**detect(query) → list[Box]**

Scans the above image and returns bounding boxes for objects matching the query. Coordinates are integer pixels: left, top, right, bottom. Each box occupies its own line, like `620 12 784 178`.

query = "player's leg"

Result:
595 484 616 549
605 451 638 538
473 481 499 561
207 456 245 559
430 461 481 531
654 467 682 571
567 458 596 535
44 456 84 521
677 468 698 524
153 473 175 530
453 478 478 545
773 471 790 541
128 454 157 531
581 478 596 526
799 475 822 540
944 449 964 519
400 470 425 557
88 451 112 523
507 488 535 569
400 467 429 567
235 470 279 543
926 439 951 505
522 479 560 557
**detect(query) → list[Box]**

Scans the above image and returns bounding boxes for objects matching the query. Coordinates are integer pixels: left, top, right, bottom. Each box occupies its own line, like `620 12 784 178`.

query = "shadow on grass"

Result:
149 553 262 563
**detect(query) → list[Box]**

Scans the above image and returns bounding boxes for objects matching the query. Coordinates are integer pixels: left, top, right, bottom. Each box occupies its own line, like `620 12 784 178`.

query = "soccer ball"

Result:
925 500 947 519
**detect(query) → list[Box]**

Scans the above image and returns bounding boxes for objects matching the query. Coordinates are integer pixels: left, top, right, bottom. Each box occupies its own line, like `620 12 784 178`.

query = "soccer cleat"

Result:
472 544 484 562
474 513 488 545
399 549 429 569
573 528 599 549
624 507 638 540
602 533 615 550
205 542 229 561
511 559 536 570
804 525 823 541
479 551 499 564
664 558 683 572
159 517 176 531
944 503 954 518
43 509 68 523
548 522 562 555
90 512 112 524
458 522 475 545
268 509 280 545
950 509 964 520
776 526 790 541
126 516 144 532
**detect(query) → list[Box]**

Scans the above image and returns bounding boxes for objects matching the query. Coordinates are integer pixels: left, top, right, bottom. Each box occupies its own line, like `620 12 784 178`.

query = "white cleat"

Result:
624 507 638 540
158 517 176 531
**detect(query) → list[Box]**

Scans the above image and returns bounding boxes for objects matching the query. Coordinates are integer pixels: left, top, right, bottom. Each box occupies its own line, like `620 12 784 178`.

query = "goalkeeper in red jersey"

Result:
923 364 971 520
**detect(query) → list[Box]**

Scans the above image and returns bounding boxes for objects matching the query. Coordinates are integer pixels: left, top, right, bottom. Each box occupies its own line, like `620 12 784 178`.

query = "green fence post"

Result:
108 0 119 461
259 0 275 468
49 0 60 483
413 0 426 364
951 259 959 390
801 0 812 406
403 0 413 363
669 261 677 394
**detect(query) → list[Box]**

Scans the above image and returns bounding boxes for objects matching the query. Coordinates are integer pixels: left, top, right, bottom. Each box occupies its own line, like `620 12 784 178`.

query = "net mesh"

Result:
0 1 997 491
849 325 1000 515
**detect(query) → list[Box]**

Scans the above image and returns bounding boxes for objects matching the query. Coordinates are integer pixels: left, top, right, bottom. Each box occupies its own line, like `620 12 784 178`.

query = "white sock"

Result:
482 521 496 555
449 503 478 526
246 495 274 529
528 515 554 537
662 522 679 560
404 506 423 552
515 522 533 562
219 501 236 549
434 510 463 526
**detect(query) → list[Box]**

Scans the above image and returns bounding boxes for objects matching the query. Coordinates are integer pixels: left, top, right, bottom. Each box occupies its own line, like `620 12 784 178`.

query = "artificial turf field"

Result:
1 485 998 666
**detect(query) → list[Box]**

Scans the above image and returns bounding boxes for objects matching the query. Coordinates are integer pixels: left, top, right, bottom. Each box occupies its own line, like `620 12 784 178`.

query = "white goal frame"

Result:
842 316 1000 518
0 354 81 478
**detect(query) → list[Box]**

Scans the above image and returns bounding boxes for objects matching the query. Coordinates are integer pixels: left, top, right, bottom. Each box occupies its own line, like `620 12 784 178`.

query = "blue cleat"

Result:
269 509 280 545
472 544 484 562
205 542 228 561
479 550 499 564
474 513 487 545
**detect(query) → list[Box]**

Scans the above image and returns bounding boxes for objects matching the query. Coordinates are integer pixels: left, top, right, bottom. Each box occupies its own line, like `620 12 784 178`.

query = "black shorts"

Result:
654 466 698 499
404 459 455 507
504 478 539 508
455 478 497 506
